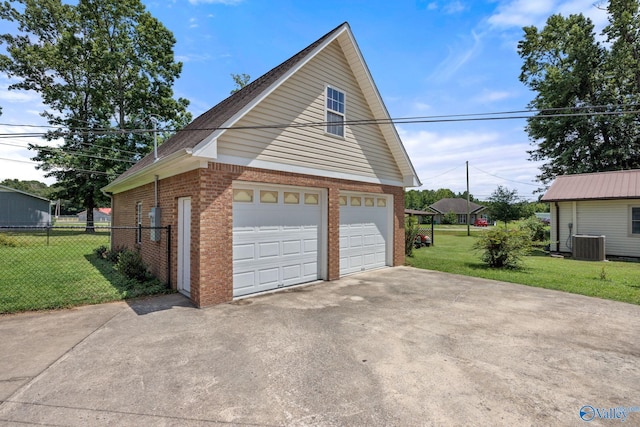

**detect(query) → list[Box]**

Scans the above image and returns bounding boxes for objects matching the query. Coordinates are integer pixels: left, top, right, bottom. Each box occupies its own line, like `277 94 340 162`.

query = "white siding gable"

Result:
216 40 404 185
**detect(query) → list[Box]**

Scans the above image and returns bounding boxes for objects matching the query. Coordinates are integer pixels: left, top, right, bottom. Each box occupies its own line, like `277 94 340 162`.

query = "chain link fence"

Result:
0 226 171 315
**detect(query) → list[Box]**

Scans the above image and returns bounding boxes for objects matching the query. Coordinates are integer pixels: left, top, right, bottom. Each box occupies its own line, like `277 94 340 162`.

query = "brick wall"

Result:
112 162 405 307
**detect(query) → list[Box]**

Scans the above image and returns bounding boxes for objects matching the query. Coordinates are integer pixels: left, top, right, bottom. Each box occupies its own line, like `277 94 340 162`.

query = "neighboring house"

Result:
103 23 420 308
429 198 486 224
0 185 51 227
78 208 112 222
542 169 640 258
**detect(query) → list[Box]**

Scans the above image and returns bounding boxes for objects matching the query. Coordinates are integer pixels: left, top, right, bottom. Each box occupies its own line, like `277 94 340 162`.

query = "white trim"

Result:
219 154 405 187
177 197 192 297
629 205 640 237
325 84 346 138
103 149 209 194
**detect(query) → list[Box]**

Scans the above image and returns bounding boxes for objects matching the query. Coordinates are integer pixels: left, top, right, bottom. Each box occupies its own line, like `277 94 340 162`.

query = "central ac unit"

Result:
572 235 606 261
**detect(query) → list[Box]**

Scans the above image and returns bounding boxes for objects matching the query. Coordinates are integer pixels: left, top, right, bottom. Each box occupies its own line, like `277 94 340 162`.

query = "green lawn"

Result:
407 230 640 305
0 228 170 314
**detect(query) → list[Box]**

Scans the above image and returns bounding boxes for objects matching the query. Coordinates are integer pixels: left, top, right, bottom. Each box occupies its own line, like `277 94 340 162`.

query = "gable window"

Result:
632 207 640 235
136 202 143 244
326 86 345 137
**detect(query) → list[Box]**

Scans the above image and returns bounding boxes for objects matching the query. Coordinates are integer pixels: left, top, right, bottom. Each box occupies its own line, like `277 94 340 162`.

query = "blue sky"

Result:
0 0 609 200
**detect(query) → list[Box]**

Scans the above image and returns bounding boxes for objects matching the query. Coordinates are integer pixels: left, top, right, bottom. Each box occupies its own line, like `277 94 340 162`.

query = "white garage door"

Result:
340 193 391 275
232 185 324 297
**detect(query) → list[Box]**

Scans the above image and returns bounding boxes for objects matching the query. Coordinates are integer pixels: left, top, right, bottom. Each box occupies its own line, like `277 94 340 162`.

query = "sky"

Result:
0 0 610 201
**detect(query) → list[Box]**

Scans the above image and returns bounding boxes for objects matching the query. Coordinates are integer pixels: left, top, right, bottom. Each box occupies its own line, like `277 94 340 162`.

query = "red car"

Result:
474 218 488 227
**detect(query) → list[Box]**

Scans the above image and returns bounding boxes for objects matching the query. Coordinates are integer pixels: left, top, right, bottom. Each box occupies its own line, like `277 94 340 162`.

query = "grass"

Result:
0 228 171 314
407 230 640 305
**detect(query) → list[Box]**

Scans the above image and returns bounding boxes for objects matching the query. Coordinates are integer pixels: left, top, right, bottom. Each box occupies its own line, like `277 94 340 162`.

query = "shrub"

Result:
106 246 125 263
405 216 420 257
519 215 547 242
474 227 532 269
94 245 109 259
115 249 149 282
442 210 457 225
0 234 19 247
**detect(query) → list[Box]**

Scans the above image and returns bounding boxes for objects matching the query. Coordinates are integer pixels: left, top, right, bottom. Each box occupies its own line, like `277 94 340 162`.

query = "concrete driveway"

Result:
1 266 639 426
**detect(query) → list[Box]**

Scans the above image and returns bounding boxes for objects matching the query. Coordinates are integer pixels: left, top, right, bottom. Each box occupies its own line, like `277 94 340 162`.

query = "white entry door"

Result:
232 184 324 297
339 193 391 275
177 197 191 295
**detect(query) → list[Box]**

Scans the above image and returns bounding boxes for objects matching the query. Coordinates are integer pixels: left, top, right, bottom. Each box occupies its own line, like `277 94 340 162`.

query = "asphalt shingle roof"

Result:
429 198 485 214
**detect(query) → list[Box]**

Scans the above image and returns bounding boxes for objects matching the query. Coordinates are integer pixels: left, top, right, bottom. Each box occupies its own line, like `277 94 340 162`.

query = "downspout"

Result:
555 202 560 252
154 175 159 208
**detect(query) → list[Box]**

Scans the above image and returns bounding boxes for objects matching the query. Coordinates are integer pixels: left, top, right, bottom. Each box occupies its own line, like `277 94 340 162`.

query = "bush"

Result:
106 246 125 263
405 216 420 257
115 249 149 282
474 227 532 269
94 245 109 258
442 210 457 225
519 215 547 242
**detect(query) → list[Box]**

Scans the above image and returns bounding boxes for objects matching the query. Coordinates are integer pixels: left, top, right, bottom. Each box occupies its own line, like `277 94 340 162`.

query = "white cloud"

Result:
0 88 40 103
425 1 467 14
175 52 214 63
488 0 556 28
488 0 609 31
444 1 467 14
472 90 515 103
430 30 483 82
412 101 432 112
399 127 542 199
0 125 58 184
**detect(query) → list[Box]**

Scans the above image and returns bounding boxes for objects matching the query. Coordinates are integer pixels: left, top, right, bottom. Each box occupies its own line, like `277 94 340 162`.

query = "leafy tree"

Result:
0 179 51 198
230 73 251 94
0 0 191 231
488 186 523 227
518 1 640 186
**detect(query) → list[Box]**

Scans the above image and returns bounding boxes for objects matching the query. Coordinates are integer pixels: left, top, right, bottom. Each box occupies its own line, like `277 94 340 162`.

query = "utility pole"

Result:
466 161 470 236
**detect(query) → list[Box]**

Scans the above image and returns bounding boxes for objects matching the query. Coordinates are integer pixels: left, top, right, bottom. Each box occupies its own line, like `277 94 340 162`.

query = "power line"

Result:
419 164 464 181
470 165 540 187
0 104 639 138
0 141 136 164
0 156 37 164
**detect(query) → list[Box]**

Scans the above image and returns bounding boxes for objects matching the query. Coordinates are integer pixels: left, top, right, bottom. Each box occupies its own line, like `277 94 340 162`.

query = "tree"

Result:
230 73 251 94
0 179 51 198
0 0 191 231
488 186 522 227
518 2 640 187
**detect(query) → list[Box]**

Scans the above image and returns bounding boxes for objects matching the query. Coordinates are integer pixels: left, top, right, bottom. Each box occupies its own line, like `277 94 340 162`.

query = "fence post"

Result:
166 225 172 289
431 220 434 246
46 226 50 246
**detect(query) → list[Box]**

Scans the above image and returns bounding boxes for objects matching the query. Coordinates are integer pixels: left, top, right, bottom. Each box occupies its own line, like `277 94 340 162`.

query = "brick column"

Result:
327 186 340 280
